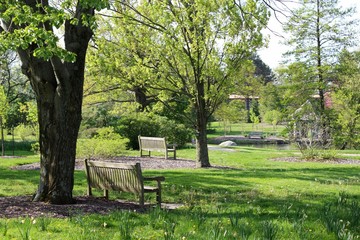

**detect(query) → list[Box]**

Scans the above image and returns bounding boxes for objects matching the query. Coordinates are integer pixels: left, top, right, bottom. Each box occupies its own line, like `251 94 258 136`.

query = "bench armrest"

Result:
167 144 176 150
144 176 165 190
143 176 165 182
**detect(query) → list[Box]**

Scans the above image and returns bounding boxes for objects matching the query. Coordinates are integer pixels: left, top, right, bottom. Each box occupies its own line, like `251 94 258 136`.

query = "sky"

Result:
258 0 360 70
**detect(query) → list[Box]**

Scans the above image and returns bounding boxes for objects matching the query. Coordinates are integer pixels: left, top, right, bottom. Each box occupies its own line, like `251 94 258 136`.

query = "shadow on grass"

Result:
154 166 360 191
0 167 38 182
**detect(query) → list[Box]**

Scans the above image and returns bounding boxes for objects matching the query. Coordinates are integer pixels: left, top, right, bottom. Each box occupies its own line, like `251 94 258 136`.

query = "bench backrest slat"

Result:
139 136 167 150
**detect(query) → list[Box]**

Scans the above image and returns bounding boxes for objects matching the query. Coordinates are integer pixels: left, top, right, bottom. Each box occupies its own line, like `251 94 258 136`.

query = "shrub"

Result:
94 127 122 140
76 138 128 159
78 128 98 139
31 142 40 154
76 127 129 158
14 124 37 141
116 113 159 150
155 117 192 147
116 113 192 150
300 147 338 161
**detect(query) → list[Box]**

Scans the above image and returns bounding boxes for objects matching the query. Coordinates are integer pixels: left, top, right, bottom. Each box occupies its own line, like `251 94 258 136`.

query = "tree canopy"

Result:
88 0 269 167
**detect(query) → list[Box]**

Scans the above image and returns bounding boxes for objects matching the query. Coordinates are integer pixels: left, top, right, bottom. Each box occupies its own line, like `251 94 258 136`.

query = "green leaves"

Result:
87 0 270 113
0 1 108 62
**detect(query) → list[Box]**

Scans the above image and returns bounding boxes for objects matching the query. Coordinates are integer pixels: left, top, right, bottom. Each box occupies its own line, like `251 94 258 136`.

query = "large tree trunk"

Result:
16 5 94 204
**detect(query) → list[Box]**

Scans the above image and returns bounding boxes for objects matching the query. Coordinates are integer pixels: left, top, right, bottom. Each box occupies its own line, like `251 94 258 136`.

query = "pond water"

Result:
238 143 295 150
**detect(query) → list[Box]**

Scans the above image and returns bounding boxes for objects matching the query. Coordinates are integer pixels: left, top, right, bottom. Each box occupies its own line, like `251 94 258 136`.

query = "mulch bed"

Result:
271 156 360 165
0 196 143 219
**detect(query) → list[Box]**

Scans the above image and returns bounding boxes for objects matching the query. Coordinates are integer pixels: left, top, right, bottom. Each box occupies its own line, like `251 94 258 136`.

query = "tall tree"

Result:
0 0 108 204
332 50 360 149
252 54 274 85
94 0 269 167
281 0 357 145
0 85 8 156
0 51 33 133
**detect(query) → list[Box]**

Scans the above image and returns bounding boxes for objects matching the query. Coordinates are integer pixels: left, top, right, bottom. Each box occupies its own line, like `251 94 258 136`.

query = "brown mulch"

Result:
0 196 143 219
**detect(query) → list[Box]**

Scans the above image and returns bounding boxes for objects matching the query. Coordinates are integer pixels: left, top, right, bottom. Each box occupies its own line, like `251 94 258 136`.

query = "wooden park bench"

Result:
84 159 165 207
138 135 176 159
248 132 263 139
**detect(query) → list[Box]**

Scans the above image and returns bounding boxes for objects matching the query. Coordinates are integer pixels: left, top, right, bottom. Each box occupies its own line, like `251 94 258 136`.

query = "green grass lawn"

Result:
0 146 359 239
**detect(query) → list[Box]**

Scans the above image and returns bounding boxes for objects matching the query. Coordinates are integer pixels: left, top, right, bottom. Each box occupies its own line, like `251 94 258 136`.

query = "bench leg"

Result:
87 186 92 196
104 189 109 199
156 190 162 207
140 150 151 157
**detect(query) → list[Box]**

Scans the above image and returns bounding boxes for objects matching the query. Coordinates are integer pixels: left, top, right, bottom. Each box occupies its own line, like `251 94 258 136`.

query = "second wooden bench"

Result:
138 135 176 159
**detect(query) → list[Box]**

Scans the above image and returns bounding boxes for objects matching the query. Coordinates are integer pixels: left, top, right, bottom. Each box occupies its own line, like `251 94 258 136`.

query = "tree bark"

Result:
0 117 4 156
195 122 211 168
195 82 211 168
15 4 94 204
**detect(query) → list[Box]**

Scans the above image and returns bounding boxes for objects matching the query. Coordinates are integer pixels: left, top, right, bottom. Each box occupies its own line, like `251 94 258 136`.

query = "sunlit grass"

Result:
0 144 359 239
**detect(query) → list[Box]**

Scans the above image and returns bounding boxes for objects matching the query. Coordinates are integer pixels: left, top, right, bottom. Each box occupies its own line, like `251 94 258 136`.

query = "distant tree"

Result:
281 0 358 146
332 50 360 149
0 51 31 102
259 83 284 121
250 108 260 129
263 110 282 130
276 62 316 116
0 86 8 156
0 51 32 130
252 54 275 85
214 101 246 135
19 101 38 132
